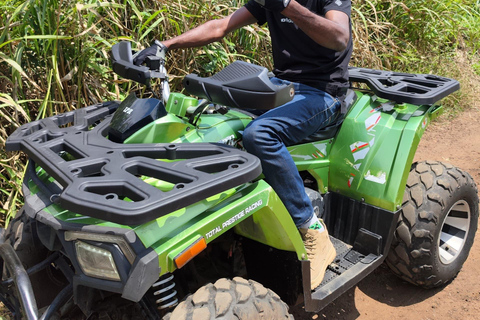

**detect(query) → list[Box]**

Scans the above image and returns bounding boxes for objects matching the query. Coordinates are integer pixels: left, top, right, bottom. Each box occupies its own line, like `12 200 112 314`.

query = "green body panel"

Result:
288 140 333 194
182 111 251 144
149 180 305 272
29 167 304 275
22 89 440 277
327 92 441 211
124 113 192 144
233 182 307 257
165 92 198 117
125 94 251 145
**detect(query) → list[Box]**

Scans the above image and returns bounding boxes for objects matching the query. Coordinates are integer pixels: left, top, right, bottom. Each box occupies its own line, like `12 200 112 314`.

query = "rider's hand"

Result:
133 40 168 66
254 0 291 12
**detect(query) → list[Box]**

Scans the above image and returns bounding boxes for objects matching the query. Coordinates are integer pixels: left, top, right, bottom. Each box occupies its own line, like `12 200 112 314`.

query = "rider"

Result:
134 0 353 290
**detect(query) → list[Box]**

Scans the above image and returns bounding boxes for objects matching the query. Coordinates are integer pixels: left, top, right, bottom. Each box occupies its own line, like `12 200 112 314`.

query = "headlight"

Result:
75 241 121 281
65 231 136 265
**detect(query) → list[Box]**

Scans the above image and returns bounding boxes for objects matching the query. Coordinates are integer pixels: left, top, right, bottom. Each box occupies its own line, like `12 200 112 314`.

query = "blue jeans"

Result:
243 78 341 227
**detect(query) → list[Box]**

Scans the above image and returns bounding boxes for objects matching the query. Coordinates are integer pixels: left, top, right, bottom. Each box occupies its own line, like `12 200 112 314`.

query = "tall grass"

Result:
0 0 271 221
0 0 479 222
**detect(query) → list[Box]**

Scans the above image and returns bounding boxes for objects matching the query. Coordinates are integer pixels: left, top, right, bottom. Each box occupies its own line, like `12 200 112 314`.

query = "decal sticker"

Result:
422 118 428 129
218 134 237 147
365 170 387 184
313 142 328 158
312 150 325 159
124 106 134 115
348 174 355 188
351 148 370 162
350 141 369 153
291 142 328 160
205 199 263 239
206 226 222 239
365 113 381 131
290 146 312 160
345 107 388 187
350 141 370 162
291 154 313 160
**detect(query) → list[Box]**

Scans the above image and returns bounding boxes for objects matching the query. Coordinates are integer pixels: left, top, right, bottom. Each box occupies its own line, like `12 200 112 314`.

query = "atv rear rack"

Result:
6 102 262 225
348 67 459 105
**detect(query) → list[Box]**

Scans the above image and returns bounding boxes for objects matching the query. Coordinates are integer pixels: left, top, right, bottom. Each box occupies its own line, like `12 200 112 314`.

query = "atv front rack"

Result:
6 102 262 225
348 67 460 105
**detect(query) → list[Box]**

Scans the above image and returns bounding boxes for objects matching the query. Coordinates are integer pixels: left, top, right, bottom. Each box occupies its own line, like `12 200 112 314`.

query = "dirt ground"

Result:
292 106 480 320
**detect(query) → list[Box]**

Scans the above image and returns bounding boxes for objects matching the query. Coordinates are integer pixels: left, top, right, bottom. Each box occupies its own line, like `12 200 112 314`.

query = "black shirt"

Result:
244 0 352 96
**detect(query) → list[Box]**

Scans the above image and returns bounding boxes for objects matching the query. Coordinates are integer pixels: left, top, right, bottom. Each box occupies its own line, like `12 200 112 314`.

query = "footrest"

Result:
303 237 384 312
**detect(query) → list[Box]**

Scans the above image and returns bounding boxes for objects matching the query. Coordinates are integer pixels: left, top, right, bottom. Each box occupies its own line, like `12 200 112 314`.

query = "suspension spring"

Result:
152 273 178 310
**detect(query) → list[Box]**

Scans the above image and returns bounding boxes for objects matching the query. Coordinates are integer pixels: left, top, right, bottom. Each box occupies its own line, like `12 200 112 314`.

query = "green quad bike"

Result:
1 41 478 319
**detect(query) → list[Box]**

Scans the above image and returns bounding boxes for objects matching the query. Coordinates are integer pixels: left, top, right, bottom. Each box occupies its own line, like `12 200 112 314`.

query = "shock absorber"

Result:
152 273 178 310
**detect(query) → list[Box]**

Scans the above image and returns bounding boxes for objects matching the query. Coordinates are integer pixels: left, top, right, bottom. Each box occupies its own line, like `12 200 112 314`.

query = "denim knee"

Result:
242 121 273 155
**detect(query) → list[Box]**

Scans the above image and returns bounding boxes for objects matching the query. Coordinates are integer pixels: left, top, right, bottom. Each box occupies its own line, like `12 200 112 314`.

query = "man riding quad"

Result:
134 0 353 290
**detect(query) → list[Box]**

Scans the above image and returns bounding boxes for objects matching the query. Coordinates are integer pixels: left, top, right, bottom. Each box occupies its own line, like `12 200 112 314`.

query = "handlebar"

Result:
110 41 166 87
110 42 294 110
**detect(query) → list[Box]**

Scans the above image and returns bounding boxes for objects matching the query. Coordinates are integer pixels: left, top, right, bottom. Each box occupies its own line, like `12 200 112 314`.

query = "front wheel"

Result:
386 161 479 288
163 277 293 320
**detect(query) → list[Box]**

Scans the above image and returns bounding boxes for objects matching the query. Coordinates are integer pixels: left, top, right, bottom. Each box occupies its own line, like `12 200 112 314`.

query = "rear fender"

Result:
329 92 442 211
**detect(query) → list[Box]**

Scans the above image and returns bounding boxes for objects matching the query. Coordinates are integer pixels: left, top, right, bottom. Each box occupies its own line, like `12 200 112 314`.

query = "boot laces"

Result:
303 231 318 254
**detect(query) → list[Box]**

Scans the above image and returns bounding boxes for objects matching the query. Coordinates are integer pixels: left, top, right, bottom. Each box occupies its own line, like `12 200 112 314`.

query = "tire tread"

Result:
386 161 479 288
164 277 293 320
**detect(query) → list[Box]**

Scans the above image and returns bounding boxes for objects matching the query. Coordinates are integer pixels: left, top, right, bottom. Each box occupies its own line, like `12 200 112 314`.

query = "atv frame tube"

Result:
0 241 39 320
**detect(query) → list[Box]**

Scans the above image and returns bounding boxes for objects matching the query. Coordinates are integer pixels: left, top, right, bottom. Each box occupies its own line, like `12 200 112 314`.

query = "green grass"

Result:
0 0 479 222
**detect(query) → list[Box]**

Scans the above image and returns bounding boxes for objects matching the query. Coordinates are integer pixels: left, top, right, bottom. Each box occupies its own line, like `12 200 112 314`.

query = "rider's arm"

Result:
163 7 257 50
281 0 350 52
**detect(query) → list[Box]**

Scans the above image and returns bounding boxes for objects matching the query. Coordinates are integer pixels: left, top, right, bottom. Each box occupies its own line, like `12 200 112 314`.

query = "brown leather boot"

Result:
299 225 336 290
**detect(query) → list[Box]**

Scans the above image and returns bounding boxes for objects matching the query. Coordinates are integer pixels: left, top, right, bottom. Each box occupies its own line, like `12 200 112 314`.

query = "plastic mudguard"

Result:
6 102 262 225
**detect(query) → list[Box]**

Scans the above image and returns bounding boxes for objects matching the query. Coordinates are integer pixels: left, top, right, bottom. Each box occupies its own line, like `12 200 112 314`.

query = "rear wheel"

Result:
386 161 479 288
163 277 293 320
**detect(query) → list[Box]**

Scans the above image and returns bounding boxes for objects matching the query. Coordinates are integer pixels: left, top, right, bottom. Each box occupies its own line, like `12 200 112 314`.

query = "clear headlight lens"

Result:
75 241 121 281
65 231 136 265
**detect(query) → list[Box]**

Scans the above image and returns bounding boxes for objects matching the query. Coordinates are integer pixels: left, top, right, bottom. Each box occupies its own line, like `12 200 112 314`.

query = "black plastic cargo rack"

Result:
6 102 262 225
348 67 460 105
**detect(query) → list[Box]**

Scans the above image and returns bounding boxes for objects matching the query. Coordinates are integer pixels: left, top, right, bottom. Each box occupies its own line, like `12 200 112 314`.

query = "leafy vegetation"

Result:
1 0 479 223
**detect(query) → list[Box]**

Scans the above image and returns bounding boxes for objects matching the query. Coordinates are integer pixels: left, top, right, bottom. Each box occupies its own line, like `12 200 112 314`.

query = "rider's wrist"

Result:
153 40 168 51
